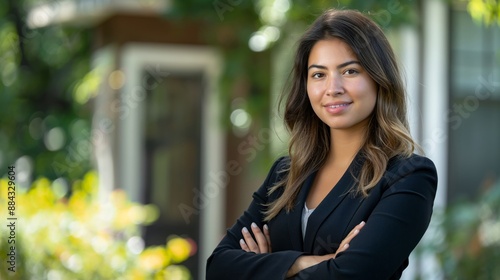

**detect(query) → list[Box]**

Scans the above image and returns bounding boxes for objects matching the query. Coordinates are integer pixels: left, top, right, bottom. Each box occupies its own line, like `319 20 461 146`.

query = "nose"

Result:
326 74 344 96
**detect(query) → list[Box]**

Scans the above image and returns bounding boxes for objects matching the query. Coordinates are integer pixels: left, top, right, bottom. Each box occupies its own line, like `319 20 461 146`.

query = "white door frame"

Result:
120 43 224 280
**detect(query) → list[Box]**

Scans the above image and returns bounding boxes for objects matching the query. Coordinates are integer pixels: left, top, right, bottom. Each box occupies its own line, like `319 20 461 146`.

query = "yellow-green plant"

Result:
0 171 194 279
467 0 500 25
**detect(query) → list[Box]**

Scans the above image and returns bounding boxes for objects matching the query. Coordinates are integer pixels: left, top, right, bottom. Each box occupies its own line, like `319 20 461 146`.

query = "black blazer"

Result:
206 153 438 280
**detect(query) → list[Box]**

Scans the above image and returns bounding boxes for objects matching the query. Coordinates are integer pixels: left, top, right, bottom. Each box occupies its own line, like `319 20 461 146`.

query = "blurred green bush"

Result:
0 172 195 279
431 179 500 279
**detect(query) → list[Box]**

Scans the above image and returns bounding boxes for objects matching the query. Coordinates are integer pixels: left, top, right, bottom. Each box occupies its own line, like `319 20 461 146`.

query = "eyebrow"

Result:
307 60 361 70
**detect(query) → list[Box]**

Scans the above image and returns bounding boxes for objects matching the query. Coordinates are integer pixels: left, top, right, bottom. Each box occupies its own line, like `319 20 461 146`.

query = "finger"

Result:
242 227 259 253
335 239 353 257
355 221 366 231
335 221 365 257
346 221 365 239
251 223 269 253
337 238 352 254
263 224 272 252
341 228 360 247
334 243 349 257
240 239 250 252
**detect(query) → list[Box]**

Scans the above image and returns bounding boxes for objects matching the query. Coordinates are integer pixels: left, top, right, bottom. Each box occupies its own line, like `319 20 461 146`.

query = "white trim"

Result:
399 26 421 143
418 0 449 279
90 45 117 203
120 43 224 280
397 26 422 280
421 0 448 214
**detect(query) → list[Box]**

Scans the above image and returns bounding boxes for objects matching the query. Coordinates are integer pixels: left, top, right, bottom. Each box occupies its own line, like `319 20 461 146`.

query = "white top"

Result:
302 203 316 240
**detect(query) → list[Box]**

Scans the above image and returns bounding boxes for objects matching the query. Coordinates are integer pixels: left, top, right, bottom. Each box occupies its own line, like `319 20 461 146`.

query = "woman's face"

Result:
307 38 377 132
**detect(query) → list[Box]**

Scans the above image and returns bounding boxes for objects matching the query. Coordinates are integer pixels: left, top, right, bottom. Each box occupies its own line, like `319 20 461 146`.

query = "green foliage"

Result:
287 0 417 28
0 172 195 279
427 180 500 279
0 0 93 182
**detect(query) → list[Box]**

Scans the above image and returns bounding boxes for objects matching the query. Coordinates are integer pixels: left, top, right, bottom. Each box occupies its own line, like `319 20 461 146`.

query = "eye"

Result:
343 69 359 75
311 73 324 79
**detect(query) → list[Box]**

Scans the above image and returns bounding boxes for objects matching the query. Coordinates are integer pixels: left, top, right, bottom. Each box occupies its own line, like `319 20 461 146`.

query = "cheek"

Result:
357 81 377 105
367 85 378 110
306 84 321 103
360 91 377 110
365 92 378 116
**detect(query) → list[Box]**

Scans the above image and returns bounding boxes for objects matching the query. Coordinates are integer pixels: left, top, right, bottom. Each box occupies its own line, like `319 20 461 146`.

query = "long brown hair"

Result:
264 9 417 221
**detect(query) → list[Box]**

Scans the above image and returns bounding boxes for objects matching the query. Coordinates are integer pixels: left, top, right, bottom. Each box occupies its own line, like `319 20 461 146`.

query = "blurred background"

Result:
0 0 499 279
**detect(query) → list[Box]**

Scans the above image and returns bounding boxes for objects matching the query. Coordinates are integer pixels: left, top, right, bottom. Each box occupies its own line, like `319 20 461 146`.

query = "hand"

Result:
239 222 271 254
286 221 366 277
334 221 365 257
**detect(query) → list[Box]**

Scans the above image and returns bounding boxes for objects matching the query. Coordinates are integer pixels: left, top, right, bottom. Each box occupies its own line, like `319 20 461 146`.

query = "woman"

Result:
206 9 437 280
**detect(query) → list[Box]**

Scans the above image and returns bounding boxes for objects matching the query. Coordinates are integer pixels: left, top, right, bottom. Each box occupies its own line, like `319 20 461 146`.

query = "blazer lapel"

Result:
303 153 364 252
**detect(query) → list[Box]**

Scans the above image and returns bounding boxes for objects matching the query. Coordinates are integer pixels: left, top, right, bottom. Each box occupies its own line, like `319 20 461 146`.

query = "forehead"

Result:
308 38 358 64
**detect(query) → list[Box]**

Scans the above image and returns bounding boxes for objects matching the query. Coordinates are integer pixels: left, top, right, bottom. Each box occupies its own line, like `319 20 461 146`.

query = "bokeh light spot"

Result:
44 127 66 151
230 108 251 128
15 155 33 184
127 236 145 255
249 33 268 52
108 70 125 90
52 178 69 199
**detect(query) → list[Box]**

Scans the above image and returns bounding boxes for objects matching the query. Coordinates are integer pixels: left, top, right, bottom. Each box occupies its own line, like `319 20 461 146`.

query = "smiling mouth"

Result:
325 103 352 109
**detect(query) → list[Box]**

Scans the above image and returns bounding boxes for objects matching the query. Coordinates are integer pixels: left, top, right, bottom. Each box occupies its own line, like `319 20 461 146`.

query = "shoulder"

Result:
266 156 290 182
261 156 291 181
383 154 437 186
273 156 290 172
257 156 290 198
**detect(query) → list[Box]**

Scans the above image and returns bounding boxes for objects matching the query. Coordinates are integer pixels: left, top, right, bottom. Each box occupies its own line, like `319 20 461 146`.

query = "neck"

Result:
327 125 368 165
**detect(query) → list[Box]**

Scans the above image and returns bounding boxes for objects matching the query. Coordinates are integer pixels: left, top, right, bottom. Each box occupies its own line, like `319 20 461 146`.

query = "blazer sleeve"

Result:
292 155 438 280
206 157 304 280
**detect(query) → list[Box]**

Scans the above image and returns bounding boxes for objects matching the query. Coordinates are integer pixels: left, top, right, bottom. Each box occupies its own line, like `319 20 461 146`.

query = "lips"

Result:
325 103 351 108
323 102 352 108
323 102 352 114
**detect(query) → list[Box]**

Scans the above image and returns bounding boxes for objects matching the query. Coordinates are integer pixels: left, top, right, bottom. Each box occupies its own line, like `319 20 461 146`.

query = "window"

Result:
448 10 500 201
